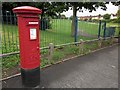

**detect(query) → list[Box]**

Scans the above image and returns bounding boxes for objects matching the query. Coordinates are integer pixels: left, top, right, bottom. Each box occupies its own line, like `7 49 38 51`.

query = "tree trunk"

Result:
71 5 77 36
41 3 45 20
41 10 44 19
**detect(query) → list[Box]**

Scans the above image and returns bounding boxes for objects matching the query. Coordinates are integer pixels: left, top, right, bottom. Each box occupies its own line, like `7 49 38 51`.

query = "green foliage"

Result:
111 9 120 23
40 49 48 55
92 19 99 23
111 2 120 6
102 39 111 47
110 18 120 23
2 38 116 71
40 58 49 68
117 17 120 23
2 55 19 69
70 16 73 20
52 51 65 62
48 45 79 64
64 45 79 55
103 14 111 20
3 2 116 36
66 2 108 12
2 2 68 18
60 14 67 19
67 2 108 35
40 17 52 30
117 9 120 18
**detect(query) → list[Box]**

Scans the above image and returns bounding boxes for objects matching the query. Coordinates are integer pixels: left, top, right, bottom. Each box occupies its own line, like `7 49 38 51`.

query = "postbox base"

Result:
21 67 40 87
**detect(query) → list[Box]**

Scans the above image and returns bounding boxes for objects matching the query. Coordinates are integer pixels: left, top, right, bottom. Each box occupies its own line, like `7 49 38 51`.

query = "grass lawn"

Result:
78 21 100 36
78 21 119 37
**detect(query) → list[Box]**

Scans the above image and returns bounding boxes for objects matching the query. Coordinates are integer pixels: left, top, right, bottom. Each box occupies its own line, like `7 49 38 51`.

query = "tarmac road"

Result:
2 44 118 88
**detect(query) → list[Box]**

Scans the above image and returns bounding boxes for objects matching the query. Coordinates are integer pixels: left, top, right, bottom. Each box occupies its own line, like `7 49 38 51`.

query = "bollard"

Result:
111 36 114 44
12 6 42 87
98 37 103 48
48 43 54 63
79 39 84 54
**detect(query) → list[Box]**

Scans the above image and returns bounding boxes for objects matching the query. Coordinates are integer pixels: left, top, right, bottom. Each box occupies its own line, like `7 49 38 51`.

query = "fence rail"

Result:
1 36 118 58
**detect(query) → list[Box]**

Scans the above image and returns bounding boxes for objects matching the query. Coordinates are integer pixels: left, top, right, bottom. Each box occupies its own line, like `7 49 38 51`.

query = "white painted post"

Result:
48 43 54 63
98 37 102 48
79 39 84 54
111 36 114 44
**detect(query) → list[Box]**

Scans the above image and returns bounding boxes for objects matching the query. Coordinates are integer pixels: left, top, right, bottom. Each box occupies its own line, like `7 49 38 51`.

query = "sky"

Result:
62 2 119 17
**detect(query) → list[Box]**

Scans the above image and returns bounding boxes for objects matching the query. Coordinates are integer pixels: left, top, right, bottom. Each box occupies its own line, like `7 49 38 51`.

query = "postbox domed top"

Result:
12 6 42 14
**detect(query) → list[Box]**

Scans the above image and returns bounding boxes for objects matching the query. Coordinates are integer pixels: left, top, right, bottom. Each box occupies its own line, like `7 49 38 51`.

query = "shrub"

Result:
92 19 99 23
103 14 111 20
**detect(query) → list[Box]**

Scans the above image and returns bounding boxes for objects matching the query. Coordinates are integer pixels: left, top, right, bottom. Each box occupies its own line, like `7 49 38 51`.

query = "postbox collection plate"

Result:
30 28 37 40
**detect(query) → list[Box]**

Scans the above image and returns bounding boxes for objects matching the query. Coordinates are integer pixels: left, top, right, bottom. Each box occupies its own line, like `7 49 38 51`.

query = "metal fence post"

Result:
6 11 10 48
103 21 106 40
48 43 54 63
74 16 78 43
98 20 101 38
14 14 19 51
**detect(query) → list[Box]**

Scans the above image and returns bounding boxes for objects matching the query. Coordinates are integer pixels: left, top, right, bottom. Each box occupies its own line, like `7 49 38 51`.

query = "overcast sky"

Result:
62 2 119 17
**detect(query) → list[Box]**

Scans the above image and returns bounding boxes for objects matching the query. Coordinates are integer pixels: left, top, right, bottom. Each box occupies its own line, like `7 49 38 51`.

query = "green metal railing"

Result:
2 12 119 54
2 12 19 53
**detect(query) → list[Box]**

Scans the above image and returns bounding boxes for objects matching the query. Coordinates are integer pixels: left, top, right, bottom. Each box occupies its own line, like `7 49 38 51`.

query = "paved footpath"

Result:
2 44 119 88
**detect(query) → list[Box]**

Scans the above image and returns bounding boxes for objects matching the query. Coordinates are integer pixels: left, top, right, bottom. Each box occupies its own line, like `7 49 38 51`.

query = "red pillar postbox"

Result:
12 6 42 87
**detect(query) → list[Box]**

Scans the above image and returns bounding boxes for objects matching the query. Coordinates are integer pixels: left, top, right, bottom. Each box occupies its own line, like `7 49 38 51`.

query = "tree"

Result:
2 2 68 19
2 2 119 35
103 14 111 20
54 2 120 36
117 9 120 23
63 2 120 36
116 8 120 40
54 2 119 36
64 2 109 36
117 9 120 18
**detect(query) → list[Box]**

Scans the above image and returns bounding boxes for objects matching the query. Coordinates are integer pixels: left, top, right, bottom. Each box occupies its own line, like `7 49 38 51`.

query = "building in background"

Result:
79 13 117 21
